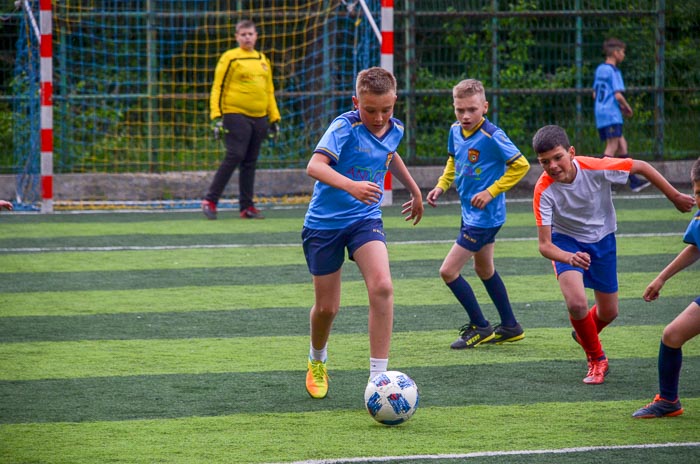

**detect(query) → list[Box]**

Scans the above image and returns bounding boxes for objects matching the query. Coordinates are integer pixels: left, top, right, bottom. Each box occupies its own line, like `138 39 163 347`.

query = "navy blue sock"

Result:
446 275 488 327
482 271 517 327
658 341 682 402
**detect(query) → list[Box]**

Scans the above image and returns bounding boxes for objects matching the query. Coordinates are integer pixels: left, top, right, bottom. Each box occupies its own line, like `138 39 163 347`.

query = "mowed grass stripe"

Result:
2 297 691 343
2 359 699 424
1 326 699 380
0 222 688 250
1 271 697 317
1 399 698 464
0 236 687 273
0 203 690 239
9 255 689 293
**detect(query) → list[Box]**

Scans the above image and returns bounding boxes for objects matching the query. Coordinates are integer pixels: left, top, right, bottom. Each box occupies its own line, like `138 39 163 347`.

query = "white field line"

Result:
0 232 680 254
275 442 700 464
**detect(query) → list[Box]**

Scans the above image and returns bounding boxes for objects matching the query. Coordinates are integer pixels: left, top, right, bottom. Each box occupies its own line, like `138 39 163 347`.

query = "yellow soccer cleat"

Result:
306 358 329 399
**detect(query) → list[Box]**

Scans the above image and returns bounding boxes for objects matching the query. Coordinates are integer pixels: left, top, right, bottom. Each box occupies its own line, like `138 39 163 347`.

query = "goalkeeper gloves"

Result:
211 117 228 140
268 122 280 142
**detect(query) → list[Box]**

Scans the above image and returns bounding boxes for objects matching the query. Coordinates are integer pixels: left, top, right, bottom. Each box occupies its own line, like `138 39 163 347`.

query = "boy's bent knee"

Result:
662 327 687 349
439 267 459 283
567 303 589 320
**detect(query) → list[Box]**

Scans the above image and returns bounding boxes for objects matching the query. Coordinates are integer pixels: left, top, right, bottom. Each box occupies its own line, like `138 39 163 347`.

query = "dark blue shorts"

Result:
598 124 623 141
552 232 618 293
694 296 700 306
302 218 386 276
456 222 502 252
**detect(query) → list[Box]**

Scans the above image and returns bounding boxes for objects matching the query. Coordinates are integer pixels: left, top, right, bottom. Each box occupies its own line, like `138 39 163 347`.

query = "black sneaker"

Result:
486 323 525 344
450 323 494 349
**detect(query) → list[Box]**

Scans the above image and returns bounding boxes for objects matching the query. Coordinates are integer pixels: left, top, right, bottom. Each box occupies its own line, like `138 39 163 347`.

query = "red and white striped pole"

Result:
380 0 394 206
40 0 53 213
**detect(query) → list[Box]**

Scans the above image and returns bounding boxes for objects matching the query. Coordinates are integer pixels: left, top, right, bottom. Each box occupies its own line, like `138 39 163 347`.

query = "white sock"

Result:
369 357 388 379
309 343 327 362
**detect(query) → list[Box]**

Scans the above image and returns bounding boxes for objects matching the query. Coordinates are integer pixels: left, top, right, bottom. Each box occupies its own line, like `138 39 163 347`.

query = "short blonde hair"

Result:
356 67 397 97
453 79 486 99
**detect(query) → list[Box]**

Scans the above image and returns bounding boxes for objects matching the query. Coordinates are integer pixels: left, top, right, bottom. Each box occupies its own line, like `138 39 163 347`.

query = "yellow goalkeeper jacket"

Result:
209 47 281 123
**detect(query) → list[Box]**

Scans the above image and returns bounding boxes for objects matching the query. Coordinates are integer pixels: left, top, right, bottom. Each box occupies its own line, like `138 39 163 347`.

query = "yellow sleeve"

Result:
209 51 231 120
265 55 281 123
486 155 530 197
435 156 455 192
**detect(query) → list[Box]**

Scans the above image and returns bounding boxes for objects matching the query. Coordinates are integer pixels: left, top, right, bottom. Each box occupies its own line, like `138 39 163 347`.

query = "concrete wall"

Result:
0 160 695 202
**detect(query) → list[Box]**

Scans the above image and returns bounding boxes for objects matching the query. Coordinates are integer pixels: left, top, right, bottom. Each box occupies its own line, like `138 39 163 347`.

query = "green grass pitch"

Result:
0 195 699 463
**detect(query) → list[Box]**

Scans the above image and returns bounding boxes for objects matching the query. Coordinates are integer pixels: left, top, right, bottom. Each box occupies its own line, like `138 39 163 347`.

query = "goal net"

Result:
12 0 379 208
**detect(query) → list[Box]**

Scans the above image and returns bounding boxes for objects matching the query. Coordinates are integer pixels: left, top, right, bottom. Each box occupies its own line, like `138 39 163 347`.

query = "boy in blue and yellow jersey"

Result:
202 20 281 220
532 125 693 385
427 79 530 350
303 67 424 399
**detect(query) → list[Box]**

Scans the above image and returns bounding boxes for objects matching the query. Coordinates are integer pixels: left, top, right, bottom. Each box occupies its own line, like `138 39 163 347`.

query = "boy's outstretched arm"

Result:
644 244 700 302
537 225 591 270
389 152 424 225
631 160 694 212
307 153 382 205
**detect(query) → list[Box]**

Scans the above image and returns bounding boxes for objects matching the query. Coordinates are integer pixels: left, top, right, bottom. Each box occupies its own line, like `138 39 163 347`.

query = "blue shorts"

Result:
552 232 618 293
302 218 386 276
694 296 700 306
456 222 502 252
598 124 623 141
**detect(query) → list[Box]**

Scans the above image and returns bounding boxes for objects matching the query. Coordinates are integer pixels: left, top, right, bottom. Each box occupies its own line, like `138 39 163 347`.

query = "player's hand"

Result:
622 106 633 117
643 278 664 302
402 195 424 225
470 190 494 210
268 122 280 142
426 187 443 207
569 251 590 270
0 200 12 211
349 181 382 205
671 192 695 213
211 117 227 140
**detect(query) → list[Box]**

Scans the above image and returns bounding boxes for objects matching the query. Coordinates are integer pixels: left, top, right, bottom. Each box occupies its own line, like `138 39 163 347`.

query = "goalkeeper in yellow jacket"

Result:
202 19 281 220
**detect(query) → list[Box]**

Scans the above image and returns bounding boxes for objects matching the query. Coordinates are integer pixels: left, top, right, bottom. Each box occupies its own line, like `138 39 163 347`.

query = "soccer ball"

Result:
364 371 419 425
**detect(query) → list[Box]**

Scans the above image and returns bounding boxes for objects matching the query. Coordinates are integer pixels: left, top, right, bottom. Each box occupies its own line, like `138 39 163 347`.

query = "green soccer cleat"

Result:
305 358 329 399
450 323 495 349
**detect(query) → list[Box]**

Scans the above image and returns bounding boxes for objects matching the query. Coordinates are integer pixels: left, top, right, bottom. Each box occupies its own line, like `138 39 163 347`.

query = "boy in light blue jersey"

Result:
427 79 530 350
303 67 424 399
633 157 700 418
593 37 649 192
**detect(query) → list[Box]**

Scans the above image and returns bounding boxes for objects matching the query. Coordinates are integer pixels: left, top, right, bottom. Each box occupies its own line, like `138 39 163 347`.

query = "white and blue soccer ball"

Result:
364 370 419 425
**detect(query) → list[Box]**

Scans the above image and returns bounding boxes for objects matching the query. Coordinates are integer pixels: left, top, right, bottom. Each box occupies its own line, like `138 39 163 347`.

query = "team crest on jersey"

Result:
261 63 269 72
468 148 480 163
385 151 394 168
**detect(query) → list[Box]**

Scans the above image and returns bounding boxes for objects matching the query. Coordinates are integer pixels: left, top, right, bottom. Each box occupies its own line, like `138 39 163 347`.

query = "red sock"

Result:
590 305 611 333
570 311 605 360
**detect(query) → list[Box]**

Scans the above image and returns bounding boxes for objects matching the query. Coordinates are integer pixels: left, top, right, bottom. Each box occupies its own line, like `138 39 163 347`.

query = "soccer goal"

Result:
11 0 383 210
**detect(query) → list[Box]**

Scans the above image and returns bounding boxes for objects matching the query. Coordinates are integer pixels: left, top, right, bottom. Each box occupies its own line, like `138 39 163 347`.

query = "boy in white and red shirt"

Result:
531 125 694 385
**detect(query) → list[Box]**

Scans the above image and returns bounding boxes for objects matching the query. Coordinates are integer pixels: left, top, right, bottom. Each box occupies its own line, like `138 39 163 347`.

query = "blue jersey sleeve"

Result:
682 211 700 246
